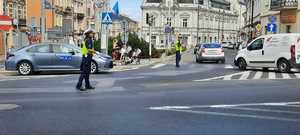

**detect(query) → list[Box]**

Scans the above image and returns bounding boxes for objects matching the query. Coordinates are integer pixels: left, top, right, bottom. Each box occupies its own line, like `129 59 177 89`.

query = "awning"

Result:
0 15 13 31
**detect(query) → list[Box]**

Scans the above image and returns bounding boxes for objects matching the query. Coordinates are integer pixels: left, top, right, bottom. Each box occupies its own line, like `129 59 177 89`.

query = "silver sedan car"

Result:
5 43 113 75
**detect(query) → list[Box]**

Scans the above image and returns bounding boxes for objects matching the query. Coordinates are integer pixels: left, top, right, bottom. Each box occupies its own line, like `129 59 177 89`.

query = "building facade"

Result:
110 14 139 37
141 0 244 49
244 0 300 40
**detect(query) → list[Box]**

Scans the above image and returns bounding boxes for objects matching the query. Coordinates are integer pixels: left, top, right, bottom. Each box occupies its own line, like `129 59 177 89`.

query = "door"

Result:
246 38 265 67
52 44 81 69
27 44 53 69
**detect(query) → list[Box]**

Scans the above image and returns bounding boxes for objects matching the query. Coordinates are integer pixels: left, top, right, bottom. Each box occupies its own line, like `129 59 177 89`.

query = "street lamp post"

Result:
196 0 200 44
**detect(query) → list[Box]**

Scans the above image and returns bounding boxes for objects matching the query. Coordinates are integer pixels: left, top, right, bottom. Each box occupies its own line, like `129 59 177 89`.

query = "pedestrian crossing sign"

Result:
102 12 113 25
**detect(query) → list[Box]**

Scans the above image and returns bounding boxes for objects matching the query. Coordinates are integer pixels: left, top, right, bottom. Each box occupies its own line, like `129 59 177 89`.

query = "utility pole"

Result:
250 0 254 40
222 10 225 42
41 0 46 42
217 9 220 43
196 0 200 44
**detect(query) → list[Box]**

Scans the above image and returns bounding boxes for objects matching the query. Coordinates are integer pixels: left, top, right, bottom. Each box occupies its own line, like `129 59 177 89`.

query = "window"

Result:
177 0 193 4
167 17 172 26
247 38 264 51
27 45 50 53
286 25 291 33
53 45 74 54
183 18 188 28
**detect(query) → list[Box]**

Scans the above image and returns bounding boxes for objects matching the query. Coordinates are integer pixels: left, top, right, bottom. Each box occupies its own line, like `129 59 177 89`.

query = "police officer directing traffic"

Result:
76 28 96 91
175 37 183 68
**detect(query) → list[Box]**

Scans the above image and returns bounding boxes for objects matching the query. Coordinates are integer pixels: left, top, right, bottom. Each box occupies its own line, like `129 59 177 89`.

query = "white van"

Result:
234 34 300 72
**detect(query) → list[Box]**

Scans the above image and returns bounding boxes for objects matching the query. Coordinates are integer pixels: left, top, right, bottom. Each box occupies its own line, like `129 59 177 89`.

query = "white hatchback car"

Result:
234 34 300 72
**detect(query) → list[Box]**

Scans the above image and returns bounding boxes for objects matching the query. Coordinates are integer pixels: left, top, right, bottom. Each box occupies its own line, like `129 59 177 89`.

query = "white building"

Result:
141 0 245 49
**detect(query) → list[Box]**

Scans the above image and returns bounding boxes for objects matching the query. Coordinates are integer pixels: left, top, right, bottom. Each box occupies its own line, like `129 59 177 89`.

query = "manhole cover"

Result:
0 104 19 111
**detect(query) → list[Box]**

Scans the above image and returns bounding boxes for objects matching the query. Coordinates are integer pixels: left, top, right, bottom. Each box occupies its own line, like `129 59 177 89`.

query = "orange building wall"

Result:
27 0 54 29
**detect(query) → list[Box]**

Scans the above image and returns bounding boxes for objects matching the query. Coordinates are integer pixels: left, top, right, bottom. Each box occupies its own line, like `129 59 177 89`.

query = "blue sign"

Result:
267 23 277 33
165 26 172 33
270 16 277 23
102 12 113 25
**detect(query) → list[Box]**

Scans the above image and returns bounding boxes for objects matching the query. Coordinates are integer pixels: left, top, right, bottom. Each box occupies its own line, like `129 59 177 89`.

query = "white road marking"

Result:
149 101 300 122
193 71 252 82
253 71 263 80
281 73 291 79
0 104 19 111
294 73 300 79
225 107 300 115
161 109 300 122
151 63 166 69
268 72 276 79
224 64 235 69
239 71 251 80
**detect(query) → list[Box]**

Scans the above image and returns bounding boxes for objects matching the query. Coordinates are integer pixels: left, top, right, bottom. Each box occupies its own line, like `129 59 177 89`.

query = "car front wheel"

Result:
18 61 33 75
90 61 98 74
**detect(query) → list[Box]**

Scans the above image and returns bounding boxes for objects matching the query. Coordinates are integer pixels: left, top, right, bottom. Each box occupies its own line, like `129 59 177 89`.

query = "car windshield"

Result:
203 44 221 48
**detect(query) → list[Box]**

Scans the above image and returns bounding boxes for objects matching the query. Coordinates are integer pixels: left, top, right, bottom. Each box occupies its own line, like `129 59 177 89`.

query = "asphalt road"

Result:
0 49 300 135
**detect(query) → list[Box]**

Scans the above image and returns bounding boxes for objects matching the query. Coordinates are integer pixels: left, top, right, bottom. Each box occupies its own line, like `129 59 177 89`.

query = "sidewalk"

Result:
111 58 162 72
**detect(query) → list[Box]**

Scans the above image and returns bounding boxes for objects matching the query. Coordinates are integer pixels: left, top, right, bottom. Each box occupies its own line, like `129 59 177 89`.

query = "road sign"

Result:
256 24 262 32
165 26 172 33
270 16 277 23
0 15 12 31
102 12 113 25
267 23 277 33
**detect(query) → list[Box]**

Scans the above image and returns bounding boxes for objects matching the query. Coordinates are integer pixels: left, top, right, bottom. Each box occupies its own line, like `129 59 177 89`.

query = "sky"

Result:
110 0 142 22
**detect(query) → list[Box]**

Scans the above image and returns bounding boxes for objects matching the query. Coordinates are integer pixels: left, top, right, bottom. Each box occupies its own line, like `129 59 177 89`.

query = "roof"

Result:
210 0 230 5
112 14 137 23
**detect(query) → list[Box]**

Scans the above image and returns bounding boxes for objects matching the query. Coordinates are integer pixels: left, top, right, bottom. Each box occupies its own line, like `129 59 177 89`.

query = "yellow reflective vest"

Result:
175 41 182 53
81 40 95 57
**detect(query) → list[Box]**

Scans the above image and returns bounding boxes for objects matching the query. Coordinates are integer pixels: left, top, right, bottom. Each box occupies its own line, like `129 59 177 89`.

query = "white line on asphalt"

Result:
268 72 276 79
253 71 263 80
0 104 19 111
239 71 251 80
281 73 291 79
225 107 300 115
151 63 166 69
294 73 300 79
193 71 249 82
149 101 300 110
162 109 300 122
224 64 235 69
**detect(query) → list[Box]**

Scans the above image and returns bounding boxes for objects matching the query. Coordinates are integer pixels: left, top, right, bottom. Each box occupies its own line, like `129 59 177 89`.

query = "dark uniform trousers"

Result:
76 54 92 88
176 51 181 67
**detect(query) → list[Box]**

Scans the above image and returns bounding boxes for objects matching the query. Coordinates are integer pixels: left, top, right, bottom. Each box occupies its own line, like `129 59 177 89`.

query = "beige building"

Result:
244 0 300 40
110 14 139 37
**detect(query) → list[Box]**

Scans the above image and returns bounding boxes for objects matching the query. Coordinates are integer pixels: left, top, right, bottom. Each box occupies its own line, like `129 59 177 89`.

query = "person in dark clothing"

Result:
76 28 96 91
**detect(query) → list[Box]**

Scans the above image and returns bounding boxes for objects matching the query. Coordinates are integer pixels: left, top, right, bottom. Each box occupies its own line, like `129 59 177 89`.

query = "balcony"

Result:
270 0 298 10
76 13 85 20
64 6 73 15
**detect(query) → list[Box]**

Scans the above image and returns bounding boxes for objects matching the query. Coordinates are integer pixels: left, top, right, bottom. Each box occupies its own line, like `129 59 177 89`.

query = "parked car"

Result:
195 43 225 63
234 34 300 73
5 43 113 75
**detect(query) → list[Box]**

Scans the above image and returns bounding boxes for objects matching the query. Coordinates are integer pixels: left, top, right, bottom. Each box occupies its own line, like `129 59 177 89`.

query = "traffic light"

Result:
146 13 150 25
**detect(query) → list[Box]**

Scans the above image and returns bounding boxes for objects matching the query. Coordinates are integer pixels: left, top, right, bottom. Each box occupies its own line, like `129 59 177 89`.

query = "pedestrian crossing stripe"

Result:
194 71 300 82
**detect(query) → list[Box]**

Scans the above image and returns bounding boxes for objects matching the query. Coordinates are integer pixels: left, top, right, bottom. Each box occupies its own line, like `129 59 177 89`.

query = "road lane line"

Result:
225 107 300 115
0 104 19 111
151 63 166 69
159 109 300 122
281 73 291 79
268 72 276 79
194 71 247 82
253 71 263 80
224 64 234 69
239 71 251 80
294 73 300 79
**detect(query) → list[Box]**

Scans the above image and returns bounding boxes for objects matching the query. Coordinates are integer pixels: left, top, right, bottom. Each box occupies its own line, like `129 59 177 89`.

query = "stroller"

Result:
120 46 132 65
131 48 142 65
